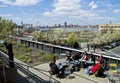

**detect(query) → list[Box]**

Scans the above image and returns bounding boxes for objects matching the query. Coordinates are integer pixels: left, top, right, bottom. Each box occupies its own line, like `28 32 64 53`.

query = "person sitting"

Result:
86 59 103 75
85 55 95 67
83 51 88 61
72 52 82 60
98 55 104 64
89 55 96 65
49 56 59 75
66 53 73 61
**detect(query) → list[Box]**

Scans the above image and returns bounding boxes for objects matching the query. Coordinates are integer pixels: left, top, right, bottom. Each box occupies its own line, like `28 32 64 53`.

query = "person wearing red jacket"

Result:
86 60 102 75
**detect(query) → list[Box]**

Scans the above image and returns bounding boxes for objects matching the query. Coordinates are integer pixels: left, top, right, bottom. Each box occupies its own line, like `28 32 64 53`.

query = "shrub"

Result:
19 44 27 48
21 47 26 51
67 33 78 47
26 48 32 52
27 58 33 63
79 38 88 43
24 53 31 56
39 50 45 56
18 55 32 62
18 55 26 62
42 54 54 62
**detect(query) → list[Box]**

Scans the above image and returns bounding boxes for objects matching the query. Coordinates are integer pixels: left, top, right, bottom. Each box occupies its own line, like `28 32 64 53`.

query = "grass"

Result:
78 38 88 43
0 38 61 65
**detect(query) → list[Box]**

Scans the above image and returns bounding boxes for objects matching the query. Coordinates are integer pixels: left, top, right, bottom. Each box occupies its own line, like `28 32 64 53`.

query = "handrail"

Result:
0 50 61 83
9 36 120 61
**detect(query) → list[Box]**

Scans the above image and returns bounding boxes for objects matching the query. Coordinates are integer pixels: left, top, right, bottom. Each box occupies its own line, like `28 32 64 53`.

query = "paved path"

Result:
15 57 120 83
33 59 109 83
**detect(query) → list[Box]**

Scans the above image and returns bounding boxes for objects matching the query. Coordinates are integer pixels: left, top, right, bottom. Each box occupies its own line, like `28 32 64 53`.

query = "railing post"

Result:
28 41 30 47
87 43 89 51
4 42 14 68
36 43 39 49
32 42 34 47
53 47 55 54
41 44 43 50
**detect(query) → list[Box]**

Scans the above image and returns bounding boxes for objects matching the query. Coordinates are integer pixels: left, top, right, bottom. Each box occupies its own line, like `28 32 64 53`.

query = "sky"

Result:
0 0 120 26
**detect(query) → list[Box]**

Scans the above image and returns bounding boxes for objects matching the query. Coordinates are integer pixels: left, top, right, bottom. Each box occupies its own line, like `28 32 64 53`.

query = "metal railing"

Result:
9 36 120 62
0 50 61 83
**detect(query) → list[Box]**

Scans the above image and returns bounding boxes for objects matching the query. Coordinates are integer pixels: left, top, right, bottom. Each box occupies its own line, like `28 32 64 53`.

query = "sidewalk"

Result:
14 54 110 83
33 59 108 83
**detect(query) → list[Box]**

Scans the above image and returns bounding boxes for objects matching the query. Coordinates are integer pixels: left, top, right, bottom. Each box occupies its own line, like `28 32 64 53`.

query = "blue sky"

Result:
0 0 120 26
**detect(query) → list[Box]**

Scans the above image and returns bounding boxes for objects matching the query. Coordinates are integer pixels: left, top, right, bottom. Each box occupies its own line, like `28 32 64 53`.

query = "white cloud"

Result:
0 0 41 6
44 12 53 16
53 0 81 11
0 14 12 17
43 0 98 19
15 17 21 20
113 9 120 13
13 0 40 6
89 1 98 10
0 0 12 5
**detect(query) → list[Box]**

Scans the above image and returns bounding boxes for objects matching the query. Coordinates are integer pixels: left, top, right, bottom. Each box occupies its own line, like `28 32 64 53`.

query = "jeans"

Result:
86 66 92 75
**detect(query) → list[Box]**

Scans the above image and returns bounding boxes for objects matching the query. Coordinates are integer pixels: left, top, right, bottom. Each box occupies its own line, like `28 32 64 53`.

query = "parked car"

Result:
103 45 112 50
110 43 117 48
116 41 120 46
100 47 105 51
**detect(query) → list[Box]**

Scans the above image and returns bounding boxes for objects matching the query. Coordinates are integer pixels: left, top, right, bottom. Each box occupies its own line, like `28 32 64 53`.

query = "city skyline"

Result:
0 0 120 26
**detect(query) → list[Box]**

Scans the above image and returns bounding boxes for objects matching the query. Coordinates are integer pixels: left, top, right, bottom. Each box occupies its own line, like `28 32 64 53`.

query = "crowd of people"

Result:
49 51 107 78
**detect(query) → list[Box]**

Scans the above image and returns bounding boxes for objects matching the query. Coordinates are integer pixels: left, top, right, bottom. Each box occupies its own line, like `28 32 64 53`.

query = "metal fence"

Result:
0 50 61 83
9 36 120 63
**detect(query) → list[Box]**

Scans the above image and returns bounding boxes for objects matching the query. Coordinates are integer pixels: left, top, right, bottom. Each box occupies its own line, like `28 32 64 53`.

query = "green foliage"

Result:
42 54 55 62
19 44 27 48
0 17 16 37
31 31 43 41
14 28 24 37
66 33 78 46
39 50 45 56
78 38 88 43
25 48 32 52
21 47 27 51
18 54 33 63
18 55 27 62
93 31 120 46
20 44 32 52
27 58 33 63
53 28 64 42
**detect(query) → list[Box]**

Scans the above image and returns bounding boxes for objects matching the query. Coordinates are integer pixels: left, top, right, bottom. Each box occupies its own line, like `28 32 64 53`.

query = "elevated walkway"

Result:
33 59 109 83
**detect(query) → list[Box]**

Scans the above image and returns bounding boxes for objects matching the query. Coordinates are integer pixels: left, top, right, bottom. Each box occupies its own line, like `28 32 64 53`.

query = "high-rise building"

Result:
64 22 67 27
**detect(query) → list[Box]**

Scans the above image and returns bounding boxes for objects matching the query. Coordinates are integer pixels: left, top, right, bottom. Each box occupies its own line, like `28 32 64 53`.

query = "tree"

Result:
14 28 24 37
93 31 120 47
53 28 64 43
66 33 78 47
0 17 16 38
31 31 43 41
